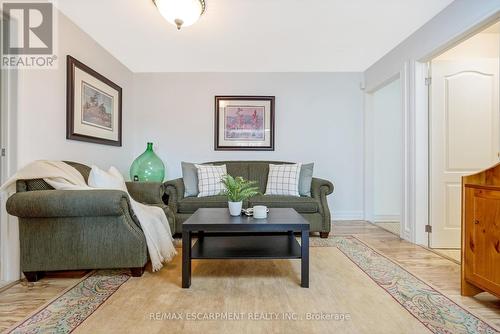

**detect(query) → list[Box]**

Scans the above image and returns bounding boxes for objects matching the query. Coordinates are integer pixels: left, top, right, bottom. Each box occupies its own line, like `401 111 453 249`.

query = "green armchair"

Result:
5 162 171 282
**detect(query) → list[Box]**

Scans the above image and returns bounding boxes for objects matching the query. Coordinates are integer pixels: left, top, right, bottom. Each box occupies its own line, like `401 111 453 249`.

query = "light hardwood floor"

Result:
373 221 400 236
1 221 499 332
0 272 88 332
431 248 461 263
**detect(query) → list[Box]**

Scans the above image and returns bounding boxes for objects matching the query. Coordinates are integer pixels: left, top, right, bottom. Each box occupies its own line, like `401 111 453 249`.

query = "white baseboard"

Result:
332 211 364 220
373 214 400 223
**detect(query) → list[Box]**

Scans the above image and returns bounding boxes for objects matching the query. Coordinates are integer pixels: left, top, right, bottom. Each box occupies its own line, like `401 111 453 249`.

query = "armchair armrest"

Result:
6 189 132 218
126 182 165 205
164 178 185 211
311 177 334 198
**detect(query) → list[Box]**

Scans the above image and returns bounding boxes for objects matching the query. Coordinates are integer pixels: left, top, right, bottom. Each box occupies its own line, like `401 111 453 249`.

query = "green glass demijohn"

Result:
130 142 165 182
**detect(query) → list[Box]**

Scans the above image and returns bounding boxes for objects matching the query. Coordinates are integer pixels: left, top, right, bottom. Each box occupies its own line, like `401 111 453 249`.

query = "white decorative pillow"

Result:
196 164 227 197
88 165 128 192
265 163 302 197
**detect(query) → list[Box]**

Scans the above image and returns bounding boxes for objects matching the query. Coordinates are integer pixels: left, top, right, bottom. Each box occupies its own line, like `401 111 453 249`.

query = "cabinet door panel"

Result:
468 189 500 295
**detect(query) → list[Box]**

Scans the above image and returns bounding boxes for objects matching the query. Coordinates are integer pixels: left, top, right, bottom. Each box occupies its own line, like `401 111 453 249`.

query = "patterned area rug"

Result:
336 237 497 334
7 236 499 334
7 271 130 334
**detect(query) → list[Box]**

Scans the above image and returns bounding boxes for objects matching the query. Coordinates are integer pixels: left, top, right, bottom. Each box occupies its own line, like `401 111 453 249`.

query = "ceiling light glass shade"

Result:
153 0 205 30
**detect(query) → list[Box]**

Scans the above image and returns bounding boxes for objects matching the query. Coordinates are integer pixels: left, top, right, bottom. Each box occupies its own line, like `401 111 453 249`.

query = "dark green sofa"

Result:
6 162 173 282
165 161 334 237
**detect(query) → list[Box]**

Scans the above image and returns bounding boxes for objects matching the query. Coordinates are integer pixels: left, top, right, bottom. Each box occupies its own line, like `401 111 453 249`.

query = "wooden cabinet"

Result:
462 164 500 298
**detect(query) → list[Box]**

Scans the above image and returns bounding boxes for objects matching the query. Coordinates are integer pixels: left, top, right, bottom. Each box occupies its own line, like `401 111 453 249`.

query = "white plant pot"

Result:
228 201 243 216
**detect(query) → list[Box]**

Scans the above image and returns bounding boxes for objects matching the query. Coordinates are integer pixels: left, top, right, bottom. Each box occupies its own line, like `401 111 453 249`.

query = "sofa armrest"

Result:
126 182 165 205
164 178 185 211
311 178 334 232
311 177 334 198
6 189 133 218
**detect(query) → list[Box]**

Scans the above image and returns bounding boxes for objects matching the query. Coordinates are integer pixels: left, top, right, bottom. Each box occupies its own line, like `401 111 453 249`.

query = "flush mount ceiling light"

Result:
153 0 206 30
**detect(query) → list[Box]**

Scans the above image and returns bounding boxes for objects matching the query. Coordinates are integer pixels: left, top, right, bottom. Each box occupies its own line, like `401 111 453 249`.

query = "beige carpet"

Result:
10 236 497 334
75 246 427 334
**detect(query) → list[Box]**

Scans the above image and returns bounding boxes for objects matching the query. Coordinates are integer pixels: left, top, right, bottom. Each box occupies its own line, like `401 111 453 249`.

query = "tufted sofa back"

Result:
203 161 294 193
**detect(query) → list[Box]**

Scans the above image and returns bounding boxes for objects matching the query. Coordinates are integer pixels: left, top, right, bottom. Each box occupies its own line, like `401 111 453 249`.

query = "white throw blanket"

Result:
0 160 176 271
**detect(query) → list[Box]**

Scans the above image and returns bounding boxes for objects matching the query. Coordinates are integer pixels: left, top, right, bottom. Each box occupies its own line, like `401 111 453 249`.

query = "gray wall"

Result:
133 73 364 219
3 10 135 281
12 11 367 219
372 78 402 221
15 11 135 175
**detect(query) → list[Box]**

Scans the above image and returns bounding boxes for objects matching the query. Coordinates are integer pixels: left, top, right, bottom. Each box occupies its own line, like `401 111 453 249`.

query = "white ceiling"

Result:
56 0 454 72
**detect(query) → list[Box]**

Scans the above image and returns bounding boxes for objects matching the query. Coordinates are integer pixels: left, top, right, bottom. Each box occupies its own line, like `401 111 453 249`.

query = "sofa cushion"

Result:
209 162 249 180
178 196 229 213
196 164 227 197
299 163 314 197
248 195 319 213
178 195 320 214
248 162 272 193
265 163 302 197
248 162 293 193
181 161 200 197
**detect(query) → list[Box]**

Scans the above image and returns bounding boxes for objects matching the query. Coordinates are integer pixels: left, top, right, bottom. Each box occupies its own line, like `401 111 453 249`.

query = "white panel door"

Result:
430 58 499 248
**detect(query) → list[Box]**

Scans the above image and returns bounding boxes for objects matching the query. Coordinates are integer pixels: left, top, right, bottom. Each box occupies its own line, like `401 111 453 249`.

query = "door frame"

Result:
0 66 19 282
0 10 19 282
0 11 21 282
411 16 500 246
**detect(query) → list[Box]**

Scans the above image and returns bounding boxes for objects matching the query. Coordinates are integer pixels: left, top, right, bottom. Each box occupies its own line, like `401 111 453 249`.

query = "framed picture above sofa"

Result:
66 55 122 146
214 96 275 151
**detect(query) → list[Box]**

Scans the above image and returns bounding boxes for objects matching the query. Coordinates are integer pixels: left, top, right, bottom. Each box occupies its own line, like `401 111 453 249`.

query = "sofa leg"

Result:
320 232 329 239
130 266 145 277
24 271 45 282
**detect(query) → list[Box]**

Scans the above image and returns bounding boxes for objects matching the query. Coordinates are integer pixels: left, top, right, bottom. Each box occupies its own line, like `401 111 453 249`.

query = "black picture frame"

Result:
215 95 275 151
66 55 122 146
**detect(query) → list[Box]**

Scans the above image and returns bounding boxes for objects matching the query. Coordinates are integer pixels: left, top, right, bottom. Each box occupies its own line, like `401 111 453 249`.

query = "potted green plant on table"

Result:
220 174 260 216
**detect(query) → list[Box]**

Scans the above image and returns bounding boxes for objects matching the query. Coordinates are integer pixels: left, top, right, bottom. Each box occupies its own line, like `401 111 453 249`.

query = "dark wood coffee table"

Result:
182 208 310 288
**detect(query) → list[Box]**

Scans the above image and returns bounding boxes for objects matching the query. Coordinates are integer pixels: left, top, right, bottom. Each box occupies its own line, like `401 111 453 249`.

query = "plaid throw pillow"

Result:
265 163 302 197
196 164 227 197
